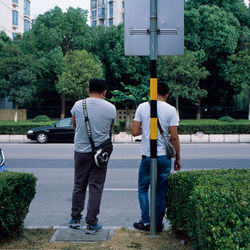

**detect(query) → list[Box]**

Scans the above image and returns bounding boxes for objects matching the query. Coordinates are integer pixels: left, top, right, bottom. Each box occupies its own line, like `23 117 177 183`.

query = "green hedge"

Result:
0 172 37 236
0 119 249 134
0 121 53 135
167 169 250 249
32 115 51 122
178 124 250 134
178 119 250 134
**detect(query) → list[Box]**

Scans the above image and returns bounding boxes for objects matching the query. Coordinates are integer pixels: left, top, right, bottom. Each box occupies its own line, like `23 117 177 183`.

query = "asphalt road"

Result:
1 142 250 228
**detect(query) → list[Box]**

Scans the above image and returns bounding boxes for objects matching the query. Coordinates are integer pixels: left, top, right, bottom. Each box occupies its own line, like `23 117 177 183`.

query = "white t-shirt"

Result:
134 101 179 157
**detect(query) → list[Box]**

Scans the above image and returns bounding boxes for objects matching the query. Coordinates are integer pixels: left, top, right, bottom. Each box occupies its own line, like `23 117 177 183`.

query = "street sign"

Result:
125 0 184 56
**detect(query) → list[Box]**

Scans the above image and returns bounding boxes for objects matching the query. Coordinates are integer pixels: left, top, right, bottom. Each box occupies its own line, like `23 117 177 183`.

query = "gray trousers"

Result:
71 151 108 225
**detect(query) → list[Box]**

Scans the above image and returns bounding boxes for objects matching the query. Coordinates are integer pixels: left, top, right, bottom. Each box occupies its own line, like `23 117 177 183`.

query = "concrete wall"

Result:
0 109 27 121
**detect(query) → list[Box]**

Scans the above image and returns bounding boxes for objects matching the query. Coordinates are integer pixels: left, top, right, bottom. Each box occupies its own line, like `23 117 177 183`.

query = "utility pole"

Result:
125 0 184 237
149 0 158 236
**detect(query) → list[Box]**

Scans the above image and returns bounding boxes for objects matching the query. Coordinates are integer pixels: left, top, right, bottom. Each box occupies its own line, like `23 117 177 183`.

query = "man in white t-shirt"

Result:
132 82 181 232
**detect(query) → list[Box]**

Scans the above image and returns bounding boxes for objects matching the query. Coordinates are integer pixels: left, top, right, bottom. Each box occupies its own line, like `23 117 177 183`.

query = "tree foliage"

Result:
185 5 240 61
158 50 209 118
111 82 149 110
56 50 103 100
185 0 250 27
19 7 90 107
88 24 150 95
224 48 250 119
0 43 37 121
184 5 242 106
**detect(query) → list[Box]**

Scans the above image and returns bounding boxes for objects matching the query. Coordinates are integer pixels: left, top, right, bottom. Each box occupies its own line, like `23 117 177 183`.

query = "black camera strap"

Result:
82 99 96 153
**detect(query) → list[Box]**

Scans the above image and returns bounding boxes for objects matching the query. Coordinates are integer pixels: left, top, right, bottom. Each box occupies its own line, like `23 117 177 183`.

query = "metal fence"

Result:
25 106 248 120
179 106 248 119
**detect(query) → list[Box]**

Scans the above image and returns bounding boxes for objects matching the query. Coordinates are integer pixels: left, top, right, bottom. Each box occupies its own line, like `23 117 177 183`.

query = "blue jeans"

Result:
138 155 171 226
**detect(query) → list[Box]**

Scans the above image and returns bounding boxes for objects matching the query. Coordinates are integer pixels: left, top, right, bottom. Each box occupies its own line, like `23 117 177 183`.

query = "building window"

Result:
91 10 97 18
98 0 105 6
12 10 18 26
98 8 105 18
122 1 125 8
91 20 97 27
109 2 113 18
12 0 18 3
109 19 113 26
24 19 30 32
91 0 97 9
24 0 30 16
12 33 17 39
99 20 104 25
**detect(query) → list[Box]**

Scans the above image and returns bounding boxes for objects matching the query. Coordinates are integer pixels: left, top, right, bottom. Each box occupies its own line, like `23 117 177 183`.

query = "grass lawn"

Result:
0 228 193 250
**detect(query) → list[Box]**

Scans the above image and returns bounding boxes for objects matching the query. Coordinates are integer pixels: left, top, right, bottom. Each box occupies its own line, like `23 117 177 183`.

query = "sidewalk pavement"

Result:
50 227 111 243
0 132 250 143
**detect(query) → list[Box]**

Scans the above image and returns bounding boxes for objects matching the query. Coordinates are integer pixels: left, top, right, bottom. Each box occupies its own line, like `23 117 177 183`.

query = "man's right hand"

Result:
174 159 181 171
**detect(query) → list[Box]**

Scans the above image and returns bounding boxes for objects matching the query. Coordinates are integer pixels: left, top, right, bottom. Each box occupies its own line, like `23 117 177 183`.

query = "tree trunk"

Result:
14 103 18 122
196 98 201 120
175 95 180 119
60 93 66 119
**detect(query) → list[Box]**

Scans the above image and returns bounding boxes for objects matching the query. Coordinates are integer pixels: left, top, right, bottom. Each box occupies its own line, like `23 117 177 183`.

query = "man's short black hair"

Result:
89 78 106 93
158 82 169 96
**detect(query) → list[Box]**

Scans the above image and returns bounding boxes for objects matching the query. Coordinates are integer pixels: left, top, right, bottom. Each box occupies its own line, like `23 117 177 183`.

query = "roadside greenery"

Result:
0 119 249 135
167 169 250 249
158 50 209 119
32 115 51 122
56 49 103 118
0 172 37 237
0 0 249 120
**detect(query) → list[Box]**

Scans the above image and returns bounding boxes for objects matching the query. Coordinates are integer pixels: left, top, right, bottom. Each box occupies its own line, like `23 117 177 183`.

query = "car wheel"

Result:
36 132 48 143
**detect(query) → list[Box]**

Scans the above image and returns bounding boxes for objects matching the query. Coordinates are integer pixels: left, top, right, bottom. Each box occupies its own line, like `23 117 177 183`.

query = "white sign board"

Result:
125 0 184 56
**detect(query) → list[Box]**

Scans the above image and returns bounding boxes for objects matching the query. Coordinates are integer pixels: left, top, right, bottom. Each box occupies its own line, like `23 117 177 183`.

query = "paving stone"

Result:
50 227 110 243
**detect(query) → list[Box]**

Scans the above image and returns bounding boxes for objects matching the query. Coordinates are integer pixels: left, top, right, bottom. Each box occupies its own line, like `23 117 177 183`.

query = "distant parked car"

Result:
27 118 74 143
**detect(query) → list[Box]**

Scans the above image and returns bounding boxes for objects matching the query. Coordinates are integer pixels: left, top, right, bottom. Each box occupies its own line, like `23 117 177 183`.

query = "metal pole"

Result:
150 0 158 236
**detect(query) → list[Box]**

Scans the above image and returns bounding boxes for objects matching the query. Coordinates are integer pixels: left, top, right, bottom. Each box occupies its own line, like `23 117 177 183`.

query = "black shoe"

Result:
133 221 150 231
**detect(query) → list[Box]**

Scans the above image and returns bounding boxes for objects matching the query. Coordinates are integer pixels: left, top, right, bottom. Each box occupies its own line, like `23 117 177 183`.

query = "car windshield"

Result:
55 118 72 127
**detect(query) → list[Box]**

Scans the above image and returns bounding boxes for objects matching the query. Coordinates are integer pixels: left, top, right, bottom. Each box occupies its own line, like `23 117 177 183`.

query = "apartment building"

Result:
90 0 125 27
0 0 31 39
244 0 250 7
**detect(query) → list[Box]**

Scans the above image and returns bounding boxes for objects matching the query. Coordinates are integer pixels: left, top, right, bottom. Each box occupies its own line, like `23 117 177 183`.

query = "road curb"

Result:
0 133 250 143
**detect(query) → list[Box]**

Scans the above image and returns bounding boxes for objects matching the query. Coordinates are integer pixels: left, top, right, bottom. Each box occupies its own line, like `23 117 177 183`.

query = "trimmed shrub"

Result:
0 119 249 134
0 121 53 134
218 116 235 123
178 123 250 134
0 172 37 236
32 115 51 122
167 169 250 249
178 119 250 134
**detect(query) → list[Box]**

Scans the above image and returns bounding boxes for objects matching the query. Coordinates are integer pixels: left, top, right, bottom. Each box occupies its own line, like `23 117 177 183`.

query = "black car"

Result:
27 118 75 143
